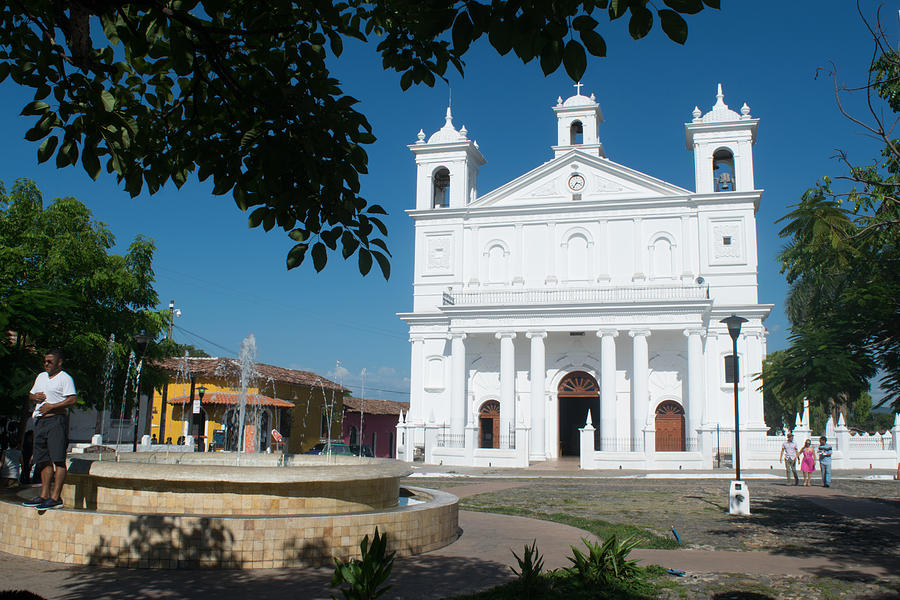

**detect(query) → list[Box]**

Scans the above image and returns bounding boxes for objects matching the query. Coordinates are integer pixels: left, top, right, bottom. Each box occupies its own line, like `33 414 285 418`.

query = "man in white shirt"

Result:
24 349 77 510
779 432 799 486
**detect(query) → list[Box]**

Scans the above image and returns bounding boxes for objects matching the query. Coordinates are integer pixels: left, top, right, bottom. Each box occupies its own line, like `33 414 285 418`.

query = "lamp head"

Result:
197 385 207 400
720 314 748 342
135 330 150 355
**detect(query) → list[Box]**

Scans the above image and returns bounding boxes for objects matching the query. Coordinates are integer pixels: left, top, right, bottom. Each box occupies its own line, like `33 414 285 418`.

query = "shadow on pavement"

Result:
53 555 510 600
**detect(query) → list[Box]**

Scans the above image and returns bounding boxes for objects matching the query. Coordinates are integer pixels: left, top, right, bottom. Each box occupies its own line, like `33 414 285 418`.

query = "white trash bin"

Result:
728 480 750 515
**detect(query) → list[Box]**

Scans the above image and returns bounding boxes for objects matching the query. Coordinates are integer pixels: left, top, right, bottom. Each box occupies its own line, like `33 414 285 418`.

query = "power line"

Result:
358 386 410 396
172 324 238 356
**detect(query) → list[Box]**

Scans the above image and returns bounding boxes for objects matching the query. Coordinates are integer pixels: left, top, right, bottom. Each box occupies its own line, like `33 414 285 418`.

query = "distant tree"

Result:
0 0 719 277
771 5 900 413
0 178 165 420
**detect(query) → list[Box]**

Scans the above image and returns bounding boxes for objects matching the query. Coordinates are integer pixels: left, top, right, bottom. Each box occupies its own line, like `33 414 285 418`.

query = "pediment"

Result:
471 150 691 208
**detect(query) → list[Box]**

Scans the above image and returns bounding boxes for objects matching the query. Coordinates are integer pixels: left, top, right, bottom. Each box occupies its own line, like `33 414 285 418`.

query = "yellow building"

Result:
149 357 347 453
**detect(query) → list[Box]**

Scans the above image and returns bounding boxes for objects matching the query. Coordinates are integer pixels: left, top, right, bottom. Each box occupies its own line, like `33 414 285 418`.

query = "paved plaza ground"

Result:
1 463 899 599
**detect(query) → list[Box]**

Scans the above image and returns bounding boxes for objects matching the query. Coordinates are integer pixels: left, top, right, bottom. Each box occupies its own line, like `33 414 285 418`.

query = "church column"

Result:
514 224 525 285
597 219 610 282
527 331 547 460
468 225 480 286
450 332 467 435
632 218 645 281
546 222 558 285
680 215 693 281
683 328 705 442
408 336 425 426
744 330 764 426
597 329 618 449
630 330 650 450
496 332 517 441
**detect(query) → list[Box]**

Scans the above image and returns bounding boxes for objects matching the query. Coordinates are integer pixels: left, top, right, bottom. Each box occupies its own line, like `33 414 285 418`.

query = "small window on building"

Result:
569 120 583 145
433 168 450 208
569 332 585 336
723 236 732 246
724 354 739 383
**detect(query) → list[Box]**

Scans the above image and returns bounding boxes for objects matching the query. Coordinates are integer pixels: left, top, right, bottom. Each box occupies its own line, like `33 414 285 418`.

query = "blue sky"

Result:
0 2 890 402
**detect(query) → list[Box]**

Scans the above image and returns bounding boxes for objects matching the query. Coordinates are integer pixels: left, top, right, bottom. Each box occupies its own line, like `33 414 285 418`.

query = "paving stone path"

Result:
2 472 898 599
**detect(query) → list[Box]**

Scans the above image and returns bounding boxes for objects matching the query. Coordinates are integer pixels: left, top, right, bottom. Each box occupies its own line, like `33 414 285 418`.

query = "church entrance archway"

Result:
655 400 685 451
478 400 500 449
558 371 600 456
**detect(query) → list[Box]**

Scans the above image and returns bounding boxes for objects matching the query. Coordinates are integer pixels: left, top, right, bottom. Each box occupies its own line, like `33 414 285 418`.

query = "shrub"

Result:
510 539 546 597
566 535 640 587
330 528 395 600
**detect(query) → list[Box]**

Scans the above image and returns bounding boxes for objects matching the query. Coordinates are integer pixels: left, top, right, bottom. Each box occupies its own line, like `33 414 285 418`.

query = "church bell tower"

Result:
552 83 605 158
409 107 486 210
685 84 758 194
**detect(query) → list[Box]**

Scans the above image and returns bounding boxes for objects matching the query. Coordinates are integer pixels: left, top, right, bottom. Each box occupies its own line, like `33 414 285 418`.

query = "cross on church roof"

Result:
573 81 584 95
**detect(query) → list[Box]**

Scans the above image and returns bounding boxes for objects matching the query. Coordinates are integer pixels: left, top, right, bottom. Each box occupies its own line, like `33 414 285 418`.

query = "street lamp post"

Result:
131 330 150 452
195 385 206 451
720 314 749 515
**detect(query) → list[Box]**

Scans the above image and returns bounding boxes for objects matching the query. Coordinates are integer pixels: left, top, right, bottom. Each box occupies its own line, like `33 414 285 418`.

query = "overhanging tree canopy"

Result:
0 0 719 277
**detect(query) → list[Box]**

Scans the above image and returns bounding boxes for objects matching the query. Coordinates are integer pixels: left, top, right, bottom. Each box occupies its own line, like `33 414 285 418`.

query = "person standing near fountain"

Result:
23 349 77 510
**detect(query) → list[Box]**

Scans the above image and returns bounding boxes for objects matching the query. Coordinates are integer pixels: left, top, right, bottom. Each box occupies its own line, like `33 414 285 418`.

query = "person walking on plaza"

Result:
23 349 77 510
799 439 816 486
779 432 799 485
818 435 833 488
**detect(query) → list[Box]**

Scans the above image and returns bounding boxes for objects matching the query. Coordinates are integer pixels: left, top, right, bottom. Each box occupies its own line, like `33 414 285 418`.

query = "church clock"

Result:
568 173 585 192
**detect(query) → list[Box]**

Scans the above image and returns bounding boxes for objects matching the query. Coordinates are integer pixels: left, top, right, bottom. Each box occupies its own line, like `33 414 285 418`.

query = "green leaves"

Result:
37 136 58 163
330 527 395 600
563 40 587 82
659 10 689 44
2 0 719 281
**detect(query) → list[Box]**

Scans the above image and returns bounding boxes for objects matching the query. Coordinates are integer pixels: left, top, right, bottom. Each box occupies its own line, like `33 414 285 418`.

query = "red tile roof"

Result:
167 392 295 408
150 357 347 392
342 397 409 416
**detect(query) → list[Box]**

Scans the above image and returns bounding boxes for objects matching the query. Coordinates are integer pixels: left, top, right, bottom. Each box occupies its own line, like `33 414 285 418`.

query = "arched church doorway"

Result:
558 371 600 456
655 400 685 451
478 400 500 449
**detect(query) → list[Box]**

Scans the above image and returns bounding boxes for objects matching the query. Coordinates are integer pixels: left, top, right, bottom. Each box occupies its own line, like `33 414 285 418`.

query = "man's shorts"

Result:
33 414 67 466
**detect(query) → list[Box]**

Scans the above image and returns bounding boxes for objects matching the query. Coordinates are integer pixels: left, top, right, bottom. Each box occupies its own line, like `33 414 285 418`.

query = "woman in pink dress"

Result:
799 439 816 486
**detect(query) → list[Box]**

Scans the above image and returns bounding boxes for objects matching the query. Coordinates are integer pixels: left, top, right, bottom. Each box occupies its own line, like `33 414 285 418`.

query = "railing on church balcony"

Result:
444 284 708 307
436 433 465 449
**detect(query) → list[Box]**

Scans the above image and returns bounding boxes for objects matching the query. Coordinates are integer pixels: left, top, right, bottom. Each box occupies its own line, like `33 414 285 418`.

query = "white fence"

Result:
446 284 707 306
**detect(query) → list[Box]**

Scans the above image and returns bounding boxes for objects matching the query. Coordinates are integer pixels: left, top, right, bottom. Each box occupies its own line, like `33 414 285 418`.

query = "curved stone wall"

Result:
62 455 410 515
0 486 458 568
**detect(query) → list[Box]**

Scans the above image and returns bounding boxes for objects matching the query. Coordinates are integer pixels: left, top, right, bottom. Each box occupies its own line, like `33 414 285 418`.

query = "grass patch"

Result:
462 505 678 549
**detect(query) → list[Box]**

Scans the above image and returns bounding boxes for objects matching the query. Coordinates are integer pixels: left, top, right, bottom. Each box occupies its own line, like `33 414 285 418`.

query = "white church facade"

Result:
397 85 774 469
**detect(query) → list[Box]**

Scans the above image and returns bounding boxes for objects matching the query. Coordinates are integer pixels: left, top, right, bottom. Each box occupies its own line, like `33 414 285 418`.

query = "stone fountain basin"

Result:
64 453 413 516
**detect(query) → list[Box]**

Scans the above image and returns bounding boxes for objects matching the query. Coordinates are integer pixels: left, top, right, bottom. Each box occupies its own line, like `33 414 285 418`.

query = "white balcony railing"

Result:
443 284 708 307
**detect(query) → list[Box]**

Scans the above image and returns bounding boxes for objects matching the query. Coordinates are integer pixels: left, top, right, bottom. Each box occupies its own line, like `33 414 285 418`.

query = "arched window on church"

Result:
433 167 450 208
565 233 589 282
569 120 583 145
486 242 509 284
649 235 675 280
713 148 735 192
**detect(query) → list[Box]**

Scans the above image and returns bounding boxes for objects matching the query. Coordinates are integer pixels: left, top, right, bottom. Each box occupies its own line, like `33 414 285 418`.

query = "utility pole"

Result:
167 300 181 340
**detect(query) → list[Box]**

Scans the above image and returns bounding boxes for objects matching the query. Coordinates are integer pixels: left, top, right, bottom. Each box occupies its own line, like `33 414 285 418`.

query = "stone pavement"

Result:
1 469 898 599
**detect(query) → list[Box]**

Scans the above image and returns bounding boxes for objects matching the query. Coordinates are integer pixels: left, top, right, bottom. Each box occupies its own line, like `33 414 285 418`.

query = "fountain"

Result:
0 336 458 569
